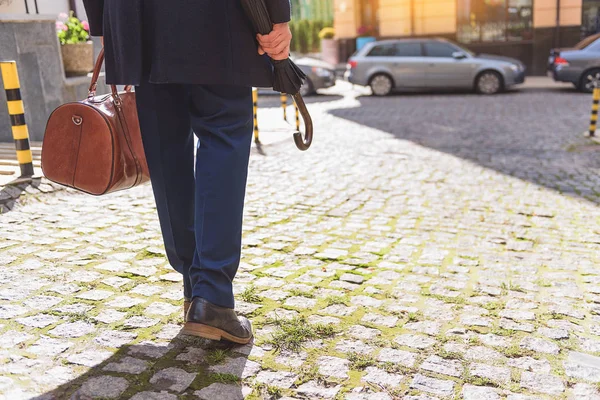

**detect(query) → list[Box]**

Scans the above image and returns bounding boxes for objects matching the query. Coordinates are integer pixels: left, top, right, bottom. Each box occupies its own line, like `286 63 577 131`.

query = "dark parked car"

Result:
548 33 600 92
294 57 336 96
345 38 525 96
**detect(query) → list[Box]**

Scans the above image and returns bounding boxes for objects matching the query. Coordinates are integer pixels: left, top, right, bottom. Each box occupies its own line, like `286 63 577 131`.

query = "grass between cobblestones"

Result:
2 212 599 400
1 94 600 399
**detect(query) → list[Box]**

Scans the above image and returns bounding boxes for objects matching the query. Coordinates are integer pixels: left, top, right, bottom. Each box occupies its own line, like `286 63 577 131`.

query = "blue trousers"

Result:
135 82 253 309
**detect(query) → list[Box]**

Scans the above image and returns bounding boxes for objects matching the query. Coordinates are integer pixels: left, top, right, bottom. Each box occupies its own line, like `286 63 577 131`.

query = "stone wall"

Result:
0 14 106 143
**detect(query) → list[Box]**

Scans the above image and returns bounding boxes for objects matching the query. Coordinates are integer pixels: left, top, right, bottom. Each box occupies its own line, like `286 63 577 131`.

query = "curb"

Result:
583 131 600 143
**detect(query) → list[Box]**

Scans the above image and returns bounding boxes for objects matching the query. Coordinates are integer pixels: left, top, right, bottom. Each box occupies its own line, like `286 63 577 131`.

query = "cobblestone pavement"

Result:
1 84 600 400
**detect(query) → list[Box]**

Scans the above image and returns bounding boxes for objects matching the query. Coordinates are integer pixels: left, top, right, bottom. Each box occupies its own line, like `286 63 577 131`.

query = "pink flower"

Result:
357 25 372 36
62 24 69 31
55 21 64 30
81 21 89 31
58 12 68 20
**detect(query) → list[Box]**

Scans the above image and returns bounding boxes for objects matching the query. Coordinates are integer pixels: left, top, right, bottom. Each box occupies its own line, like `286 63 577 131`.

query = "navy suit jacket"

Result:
82 0 290 87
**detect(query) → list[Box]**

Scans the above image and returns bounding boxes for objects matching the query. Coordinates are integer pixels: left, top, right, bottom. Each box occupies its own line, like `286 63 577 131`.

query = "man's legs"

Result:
135 81 196 300
188 84 253 309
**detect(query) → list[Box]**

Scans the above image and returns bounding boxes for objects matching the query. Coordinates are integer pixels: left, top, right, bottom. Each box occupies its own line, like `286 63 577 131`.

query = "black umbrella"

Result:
240 0 313 150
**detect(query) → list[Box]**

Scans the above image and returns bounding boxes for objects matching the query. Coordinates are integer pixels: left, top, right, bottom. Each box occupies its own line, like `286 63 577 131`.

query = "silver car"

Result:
345 38 526 96
547 33 600 92
294 57 336 96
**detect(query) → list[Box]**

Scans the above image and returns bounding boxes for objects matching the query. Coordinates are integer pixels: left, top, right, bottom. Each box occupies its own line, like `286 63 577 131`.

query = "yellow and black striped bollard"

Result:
1 61 34 179
589 87 600 137
280 93 287 122
252 88 259 143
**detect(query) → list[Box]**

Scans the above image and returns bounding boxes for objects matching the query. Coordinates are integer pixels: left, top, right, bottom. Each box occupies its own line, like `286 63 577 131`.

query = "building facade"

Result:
0 0 69 15
334 0 596 74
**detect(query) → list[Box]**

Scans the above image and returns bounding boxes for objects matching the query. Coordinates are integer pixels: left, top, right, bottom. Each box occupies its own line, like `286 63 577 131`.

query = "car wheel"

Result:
370 74 393 96
476 71 503 95
579 69 600 93
299 79 314 97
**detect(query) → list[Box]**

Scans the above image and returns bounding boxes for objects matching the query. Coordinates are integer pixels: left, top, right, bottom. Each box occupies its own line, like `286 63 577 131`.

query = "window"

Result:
582 0 600 38
575 33 600 49
586 38 600 52
368 43 422 57
395 43 422 57
457 0 533 43
367 44 397 56
424 42 457 57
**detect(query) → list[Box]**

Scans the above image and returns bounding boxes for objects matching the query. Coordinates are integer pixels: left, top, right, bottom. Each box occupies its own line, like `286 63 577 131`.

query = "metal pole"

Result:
69 0 77 16
33 0 38 14
505 1 509 41
410 0 415 36
252 88 259 143
589 87 600 137
23 0 29 14
0 61 35 180
555 0 561 48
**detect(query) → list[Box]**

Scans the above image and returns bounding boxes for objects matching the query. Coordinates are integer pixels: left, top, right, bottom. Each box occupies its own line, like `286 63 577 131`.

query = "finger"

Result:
270 49 290 60
260 30 283 45
256 36 275 48
269 33 291 48
267 43 288 57
257 45 265 55
261 37 286 53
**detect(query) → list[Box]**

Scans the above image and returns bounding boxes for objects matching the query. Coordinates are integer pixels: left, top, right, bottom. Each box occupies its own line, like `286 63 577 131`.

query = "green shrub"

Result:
309 20 321 51
289 20 298 52
291 19 334 54
296 19 310 54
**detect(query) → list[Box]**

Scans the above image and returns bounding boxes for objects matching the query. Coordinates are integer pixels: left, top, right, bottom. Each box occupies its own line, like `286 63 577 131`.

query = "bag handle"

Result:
88 47 132 101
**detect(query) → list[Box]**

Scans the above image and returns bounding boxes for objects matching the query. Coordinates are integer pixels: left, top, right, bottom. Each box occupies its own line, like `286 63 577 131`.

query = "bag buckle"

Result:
113 94 122 107
87 83 97 100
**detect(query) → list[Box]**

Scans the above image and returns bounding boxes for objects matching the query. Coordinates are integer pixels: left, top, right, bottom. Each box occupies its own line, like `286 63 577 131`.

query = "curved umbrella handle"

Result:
291 93 313 151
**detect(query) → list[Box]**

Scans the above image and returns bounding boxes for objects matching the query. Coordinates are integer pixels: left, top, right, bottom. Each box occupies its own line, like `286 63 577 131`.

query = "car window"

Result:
367 44 397 57
424 42 457 57
586 38 600 52
395 43 422 57
575 33 600 49
453 43 475 57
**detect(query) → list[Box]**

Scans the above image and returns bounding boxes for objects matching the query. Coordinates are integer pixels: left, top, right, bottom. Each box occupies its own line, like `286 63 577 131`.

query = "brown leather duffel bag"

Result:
41 48 149 195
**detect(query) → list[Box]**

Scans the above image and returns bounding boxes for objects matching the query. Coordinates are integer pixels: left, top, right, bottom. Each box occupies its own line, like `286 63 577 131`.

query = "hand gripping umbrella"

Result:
240 0 313 150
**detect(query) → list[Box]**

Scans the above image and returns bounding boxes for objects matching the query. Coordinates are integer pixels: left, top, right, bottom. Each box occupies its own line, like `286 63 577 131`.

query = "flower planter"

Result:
356 36 376 51
320 38 339 66
61 42 94 77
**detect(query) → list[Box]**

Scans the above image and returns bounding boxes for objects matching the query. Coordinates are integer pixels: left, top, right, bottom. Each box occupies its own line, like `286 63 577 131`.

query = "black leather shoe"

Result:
183 297 253 344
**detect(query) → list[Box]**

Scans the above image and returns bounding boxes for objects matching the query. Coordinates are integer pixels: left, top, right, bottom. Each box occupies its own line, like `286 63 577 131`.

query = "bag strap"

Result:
87 48 132 99
87 48 143 184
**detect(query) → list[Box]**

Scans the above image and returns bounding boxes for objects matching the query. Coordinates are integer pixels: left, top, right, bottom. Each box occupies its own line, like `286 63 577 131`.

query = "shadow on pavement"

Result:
32 333 252 399
329 90 600 204
0 184 24 212
0 178 48 213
